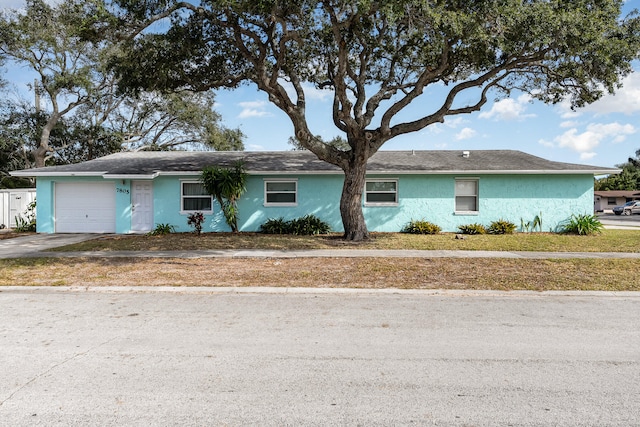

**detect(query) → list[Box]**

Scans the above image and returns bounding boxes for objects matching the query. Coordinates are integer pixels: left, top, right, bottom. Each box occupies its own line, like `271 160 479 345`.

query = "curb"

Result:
0 286 638 298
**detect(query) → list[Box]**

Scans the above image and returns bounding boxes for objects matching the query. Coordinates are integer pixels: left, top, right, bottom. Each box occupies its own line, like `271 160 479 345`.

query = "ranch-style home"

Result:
11 150 618 234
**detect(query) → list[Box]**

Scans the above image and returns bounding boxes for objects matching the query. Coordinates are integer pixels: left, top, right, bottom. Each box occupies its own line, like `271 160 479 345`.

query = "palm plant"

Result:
201 160 247 232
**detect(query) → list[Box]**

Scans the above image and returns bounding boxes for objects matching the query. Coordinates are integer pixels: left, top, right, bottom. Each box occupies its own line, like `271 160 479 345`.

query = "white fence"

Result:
0 189 36 229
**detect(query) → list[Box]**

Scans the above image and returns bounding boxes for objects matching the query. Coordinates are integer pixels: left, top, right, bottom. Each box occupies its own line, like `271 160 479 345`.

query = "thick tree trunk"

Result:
340 153 369 241
34 116 58 168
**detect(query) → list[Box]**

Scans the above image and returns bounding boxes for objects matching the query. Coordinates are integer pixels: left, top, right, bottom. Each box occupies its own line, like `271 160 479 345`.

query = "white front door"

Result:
131 181 154 232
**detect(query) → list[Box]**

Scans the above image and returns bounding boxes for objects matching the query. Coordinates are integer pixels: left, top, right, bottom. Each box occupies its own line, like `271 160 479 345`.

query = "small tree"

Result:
201 161 248 232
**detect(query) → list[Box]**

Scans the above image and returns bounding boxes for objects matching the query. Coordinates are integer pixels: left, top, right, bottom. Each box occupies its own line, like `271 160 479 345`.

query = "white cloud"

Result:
553 122 636 154
557 73 640 118
538 139 555 148
237 101 272 119
455 127 477 141
429 117 466 134
580 152 597 161
478 94 535 121
302 82 333 102
560 120 579 128
584 73 640 115
442 117 466 128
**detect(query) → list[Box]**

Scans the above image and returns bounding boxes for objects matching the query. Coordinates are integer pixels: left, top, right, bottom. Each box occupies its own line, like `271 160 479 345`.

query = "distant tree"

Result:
288 135 349 151
111 0 640 240
0 0 244 170
113 91 244 152
0 98 121 186
0 0 115 167
595 149 640 190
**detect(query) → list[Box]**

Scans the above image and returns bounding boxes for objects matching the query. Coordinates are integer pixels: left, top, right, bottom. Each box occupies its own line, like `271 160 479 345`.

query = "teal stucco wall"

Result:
34 173 595 233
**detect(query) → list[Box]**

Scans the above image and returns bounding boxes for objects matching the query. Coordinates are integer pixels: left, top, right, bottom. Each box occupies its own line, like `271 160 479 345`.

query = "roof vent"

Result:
462 151 470 158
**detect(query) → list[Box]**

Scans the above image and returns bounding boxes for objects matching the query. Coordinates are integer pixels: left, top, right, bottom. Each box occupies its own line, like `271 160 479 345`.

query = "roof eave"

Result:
11 168 620 177
9 171 109 177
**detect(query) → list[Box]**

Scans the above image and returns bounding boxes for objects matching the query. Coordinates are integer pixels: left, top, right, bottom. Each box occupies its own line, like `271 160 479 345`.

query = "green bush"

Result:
488 219 517 235
402 219 441 235
261 215 331 235
561 214 603 235
14 201 36 232
458 223 487 235
260 217 290 234
288 215 331 235
148 223 175 236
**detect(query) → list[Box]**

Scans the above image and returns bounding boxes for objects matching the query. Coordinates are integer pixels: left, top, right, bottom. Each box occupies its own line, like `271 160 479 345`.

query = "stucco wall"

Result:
35 173 595 233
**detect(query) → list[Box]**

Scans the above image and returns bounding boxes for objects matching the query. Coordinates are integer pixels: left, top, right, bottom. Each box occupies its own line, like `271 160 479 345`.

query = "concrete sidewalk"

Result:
1 233 639 259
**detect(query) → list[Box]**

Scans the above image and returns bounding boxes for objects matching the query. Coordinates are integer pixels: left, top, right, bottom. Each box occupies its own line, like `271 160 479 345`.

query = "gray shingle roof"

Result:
11 150 618 177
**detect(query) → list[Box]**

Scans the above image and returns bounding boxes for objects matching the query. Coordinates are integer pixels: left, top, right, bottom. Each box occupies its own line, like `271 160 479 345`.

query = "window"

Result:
607 197 617 206
365 179 398 205
181 181 212 212
264 179 297 206
455 179 478 213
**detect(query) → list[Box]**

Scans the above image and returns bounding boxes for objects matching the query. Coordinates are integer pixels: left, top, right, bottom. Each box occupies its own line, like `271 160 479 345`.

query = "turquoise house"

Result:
11 150 617 234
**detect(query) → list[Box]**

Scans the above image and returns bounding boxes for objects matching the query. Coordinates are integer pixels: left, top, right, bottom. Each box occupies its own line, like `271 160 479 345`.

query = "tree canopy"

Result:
0 0 244 174
110 1 640 240
595 149 640 191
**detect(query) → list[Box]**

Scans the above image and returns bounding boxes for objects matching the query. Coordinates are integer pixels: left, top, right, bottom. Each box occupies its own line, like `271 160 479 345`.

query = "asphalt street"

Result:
0 288 638 426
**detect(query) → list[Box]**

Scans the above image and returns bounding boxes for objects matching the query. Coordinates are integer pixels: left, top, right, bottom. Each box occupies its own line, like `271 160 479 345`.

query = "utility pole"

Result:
34 79 41 113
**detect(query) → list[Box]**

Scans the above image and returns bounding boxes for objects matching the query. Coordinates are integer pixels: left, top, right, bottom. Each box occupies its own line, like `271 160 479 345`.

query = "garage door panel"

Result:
55 182 116 233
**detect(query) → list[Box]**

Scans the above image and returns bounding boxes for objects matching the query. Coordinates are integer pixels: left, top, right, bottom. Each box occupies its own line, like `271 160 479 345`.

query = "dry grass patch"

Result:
0 231 34 240
1 257 638 291
50 229 640 253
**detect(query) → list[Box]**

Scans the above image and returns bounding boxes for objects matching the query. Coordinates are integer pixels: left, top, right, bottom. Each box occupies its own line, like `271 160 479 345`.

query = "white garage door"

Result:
55 182 116 233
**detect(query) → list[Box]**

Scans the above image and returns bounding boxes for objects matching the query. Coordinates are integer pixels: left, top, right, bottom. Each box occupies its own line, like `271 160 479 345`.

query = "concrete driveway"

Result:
0 233 98 258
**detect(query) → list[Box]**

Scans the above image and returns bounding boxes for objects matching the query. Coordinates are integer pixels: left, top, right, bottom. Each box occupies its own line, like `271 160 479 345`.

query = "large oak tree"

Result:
111 0 640 240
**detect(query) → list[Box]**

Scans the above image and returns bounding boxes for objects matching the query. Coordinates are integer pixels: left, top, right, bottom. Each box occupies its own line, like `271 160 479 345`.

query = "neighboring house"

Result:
594 190 640 212
0 188 36 229
10 150 618 234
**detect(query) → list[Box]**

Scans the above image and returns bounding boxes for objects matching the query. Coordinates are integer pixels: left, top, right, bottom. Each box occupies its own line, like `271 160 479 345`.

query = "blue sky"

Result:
2 0 639 168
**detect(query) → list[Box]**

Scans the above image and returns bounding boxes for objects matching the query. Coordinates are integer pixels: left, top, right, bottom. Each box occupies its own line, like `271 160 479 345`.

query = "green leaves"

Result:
201 161 248 232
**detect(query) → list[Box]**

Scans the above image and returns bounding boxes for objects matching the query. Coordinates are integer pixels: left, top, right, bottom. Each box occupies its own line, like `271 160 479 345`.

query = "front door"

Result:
131 181 153 232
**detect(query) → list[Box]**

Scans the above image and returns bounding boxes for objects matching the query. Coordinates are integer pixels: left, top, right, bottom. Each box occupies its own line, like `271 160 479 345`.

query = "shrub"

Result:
201 161 247 232
14 200 36 232
187 212 205 235
260 217 290 234
288 214 331 235
402 219 441 235
260 215 331 235
148 223 175 236
458 223 487 235
488 219 517 235
561 214 603 235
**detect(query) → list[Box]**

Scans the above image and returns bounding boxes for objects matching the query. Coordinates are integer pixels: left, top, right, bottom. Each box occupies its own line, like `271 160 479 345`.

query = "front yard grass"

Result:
49 229 640 253
0 257 638 291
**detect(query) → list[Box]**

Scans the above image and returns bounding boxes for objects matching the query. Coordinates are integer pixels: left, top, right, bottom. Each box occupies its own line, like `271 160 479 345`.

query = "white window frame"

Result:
264 179 298 207
455 178 479 214
364 178 398 206
180 180 213 214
